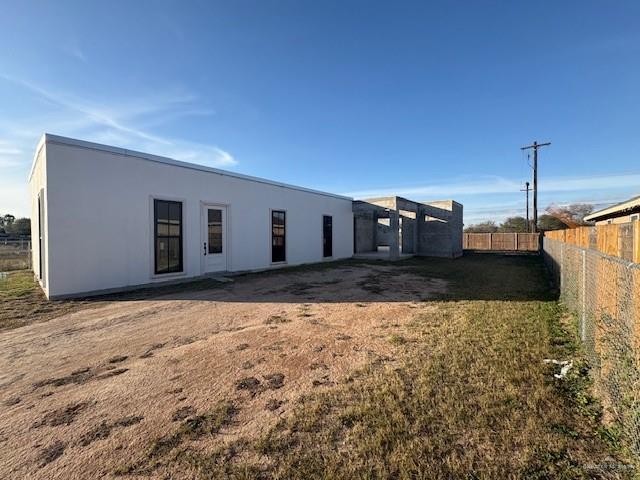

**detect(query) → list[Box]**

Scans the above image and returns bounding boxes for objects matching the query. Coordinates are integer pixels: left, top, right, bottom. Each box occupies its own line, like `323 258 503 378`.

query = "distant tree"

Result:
2 214 15 226
545 203 594 228
464 221 498 233
4 218 31 236
498 216 529 233
538 214 569 232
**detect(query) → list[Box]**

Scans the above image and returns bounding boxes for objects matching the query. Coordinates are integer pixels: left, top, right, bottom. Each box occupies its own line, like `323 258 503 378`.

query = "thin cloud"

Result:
346 173 640 225
0 74 236 169
64 44 88 63
0 139 23 168
345 173 640 199
0 181 29 216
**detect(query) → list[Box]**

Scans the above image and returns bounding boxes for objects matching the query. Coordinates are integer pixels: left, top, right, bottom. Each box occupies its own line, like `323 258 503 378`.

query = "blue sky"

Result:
1 1 639 224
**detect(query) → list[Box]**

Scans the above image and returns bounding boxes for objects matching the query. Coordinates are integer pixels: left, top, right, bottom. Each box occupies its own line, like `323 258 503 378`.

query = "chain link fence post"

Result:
543 236 640 464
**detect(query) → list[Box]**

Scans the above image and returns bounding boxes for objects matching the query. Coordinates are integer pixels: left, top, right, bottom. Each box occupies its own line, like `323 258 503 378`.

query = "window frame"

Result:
154 199 184 275
271 209 287 264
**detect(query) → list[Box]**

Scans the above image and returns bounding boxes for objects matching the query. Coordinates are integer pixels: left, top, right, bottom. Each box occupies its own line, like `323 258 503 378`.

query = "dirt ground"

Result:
0 263 446 479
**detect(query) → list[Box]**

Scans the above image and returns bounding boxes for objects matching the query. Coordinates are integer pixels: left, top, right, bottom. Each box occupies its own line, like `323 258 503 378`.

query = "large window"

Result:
154 199 183 274
271 210 286 263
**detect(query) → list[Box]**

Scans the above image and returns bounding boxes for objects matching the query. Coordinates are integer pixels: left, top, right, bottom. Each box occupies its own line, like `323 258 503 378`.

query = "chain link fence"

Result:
543 237 640 460
0 238 31 271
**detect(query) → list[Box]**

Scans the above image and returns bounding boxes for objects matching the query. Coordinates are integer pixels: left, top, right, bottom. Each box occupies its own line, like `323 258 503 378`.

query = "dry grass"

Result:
0 244 30 272
126 256 629 478
248 301 619 479
116 401 238 475
0 270 37 298
0 270 102 330
0 255 632 479
160 295 628 479
0 271 226 331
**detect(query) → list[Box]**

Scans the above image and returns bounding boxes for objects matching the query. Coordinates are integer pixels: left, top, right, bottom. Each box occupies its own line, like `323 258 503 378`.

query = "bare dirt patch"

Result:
1 262 423 479
0 256 627 479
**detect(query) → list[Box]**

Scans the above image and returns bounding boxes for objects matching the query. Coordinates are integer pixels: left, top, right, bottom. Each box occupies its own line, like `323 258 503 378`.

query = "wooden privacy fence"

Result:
544 222 640 263
463 233 540 252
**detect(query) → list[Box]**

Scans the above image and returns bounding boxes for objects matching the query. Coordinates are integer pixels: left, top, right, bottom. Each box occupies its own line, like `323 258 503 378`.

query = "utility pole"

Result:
520 141 551 232
520 181 531 232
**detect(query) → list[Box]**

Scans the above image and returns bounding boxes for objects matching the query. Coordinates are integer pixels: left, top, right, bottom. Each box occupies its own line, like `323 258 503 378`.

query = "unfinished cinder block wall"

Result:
353 201 383 253
418 200 463 258
401 216 415 253
353 196 463 259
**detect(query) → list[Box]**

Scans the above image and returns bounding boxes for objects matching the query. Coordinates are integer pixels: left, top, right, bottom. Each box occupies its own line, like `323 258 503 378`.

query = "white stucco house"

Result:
29 134 354 299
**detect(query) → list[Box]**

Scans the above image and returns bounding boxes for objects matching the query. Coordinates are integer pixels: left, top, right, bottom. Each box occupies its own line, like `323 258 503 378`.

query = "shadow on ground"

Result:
79 252 557 304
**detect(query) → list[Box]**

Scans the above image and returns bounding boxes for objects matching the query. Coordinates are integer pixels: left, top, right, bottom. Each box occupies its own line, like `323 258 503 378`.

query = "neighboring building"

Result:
584 195 640 225
353 196 463 259
29 134 354 299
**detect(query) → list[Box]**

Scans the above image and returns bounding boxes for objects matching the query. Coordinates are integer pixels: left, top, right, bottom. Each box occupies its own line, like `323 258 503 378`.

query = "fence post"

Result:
617 224 623 259
560 242 564 291
514 233 518 251
632 220 640 263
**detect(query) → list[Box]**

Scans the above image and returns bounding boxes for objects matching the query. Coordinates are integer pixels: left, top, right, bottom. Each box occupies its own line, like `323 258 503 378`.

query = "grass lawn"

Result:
0 271 97 330
0 270 36 298
0 243 31 271
0 255 631 479
127 255 629 478
251 301 613 479
0 270 226 331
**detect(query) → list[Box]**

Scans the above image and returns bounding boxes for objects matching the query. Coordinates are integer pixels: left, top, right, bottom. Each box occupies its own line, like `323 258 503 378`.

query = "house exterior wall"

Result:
28 140 48 294
33 136 353 299
593 214 640 225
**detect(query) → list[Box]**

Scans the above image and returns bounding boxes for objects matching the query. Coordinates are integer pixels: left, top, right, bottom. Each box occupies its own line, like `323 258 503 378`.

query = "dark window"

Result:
323 215 333 257
271 210 286 263
154 199 183 274
208 209 223 254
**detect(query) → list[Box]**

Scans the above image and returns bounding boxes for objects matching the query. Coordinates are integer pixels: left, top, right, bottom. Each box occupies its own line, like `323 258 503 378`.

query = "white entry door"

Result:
202 205 227 273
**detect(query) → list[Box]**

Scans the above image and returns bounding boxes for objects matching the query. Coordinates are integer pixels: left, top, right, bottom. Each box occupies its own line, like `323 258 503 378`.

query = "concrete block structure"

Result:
353 196 463 260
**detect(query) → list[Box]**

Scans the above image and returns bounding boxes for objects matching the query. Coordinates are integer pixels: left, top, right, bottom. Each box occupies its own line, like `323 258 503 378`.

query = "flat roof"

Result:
30 133 352 202
584 195 640 221
360 196 462 209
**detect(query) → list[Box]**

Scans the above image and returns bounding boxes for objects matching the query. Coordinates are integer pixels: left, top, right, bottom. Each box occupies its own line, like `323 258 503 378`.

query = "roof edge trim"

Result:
37 133 353 201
